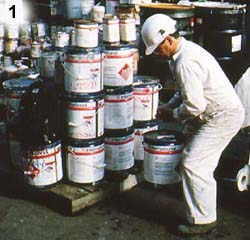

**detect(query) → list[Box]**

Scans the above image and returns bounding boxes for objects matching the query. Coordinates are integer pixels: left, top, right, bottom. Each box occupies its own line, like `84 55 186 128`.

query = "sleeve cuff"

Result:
173 108 180 120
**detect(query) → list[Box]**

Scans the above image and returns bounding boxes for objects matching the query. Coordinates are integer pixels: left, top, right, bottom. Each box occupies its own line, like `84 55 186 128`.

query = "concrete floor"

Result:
0 177 250 240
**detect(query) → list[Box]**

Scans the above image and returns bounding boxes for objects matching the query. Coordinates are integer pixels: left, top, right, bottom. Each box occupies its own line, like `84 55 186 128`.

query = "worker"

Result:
141 14 245 236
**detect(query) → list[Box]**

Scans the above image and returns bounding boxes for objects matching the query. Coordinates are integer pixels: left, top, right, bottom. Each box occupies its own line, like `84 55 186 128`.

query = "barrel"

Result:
143 130 184 185
192 1 247 60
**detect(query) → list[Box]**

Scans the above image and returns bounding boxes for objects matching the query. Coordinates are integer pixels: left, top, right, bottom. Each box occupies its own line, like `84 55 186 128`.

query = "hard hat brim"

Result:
145 45 157 55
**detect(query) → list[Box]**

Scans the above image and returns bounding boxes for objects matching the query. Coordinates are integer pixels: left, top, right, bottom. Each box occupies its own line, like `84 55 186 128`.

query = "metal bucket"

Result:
64 46 103 94
66 137 105 184
2 78 39 122
103 45 134 87
23 140 63 190
65 92 104 140
133 75 161 121
192 1 247 60
104 85 133 129
39 51 59 80
134 120 158 161
105 127 134 171
143 130 184 185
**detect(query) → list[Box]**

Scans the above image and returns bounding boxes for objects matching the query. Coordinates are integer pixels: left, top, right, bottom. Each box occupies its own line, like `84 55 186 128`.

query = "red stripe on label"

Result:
133 90 159 95
105 96 133 103
144 147 182 155
104 53 134 59
68 148 104 156
68 105 97 111
65 58 102 64
28 148 60 159
105 137 134 145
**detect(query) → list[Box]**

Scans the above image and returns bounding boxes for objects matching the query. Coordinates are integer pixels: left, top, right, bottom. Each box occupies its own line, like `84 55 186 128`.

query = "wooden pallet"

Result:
0 146 143 215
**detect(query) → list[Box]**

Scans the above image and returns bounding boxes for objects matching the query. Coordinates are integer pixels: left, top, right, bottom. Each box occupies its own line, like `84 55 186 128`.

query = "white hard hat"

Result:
141 14 177 55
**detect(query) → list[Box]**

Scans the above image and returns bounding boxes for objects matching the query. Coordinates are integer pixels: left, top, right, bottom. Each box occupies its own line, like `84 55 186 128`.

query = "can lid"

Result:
103 43 134 51
104 85 133 95
2 77 38 91
105 126 134 137
66 136 104 147
65 91 105 102
143 129 183 145
74 20 98 26
133 75 160 87
65 46 101 55
134 119 159 129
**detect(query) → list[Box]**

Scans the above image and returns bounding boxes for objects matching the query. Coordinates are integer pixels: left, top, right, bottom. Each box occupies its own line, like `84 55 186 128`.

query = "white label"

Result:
66 99 104 139
66 144 105 183
120 19 136 42
64 53 102 93
23 143 63 187
144 143 183 184
104 92 133 129
133 86 159 121
103 49 133 86
105 134 134 170
232 34 242 53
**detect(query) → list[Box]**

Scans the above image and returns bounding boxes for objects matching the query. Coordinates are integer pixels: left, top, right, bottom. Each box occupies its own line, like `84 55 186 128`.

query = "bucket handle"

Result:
61 62 97 80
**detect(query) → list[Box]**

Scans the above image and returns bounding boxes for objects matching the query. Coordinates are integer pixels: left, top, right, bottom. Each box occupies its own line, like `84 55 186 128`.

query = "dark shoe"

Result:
178 221 217 236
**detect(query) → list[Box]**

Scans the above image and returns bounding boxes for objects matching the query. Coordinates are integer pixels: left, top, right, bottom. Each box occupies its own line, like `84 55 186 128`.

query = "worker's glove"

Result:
157 106 173 121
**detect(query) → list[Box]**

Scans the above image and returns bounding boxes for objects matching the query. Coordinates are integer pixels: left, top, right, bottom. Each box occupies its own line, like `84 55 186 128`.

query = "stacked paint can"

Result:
133 75 160 169
103 44 135 180
63 23 105 185
4 24 19 57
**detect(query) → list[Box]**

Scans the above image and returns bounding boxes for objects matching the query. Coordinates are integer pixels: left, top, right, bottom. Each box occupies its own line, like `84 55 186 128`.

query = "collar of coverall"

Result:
171 36 184 62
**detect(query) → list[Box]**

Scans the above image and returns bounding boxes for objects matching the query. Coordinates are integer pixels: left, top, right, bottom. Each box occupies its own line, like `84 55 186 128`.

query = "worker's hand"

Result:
157 106 173 121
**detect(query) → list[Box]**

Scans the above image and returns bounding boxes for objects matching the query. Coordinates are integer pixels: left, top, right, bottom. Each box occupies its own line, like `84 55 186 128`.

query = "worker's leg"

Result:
181 110 244 224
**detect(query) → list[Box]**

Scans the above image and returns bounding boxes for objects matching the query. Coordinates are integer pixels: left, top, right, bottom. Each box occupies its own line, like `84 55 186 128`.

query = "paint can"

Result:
143 130 184 185
115 4 141 26
134 120 158 161
2 78 39 122
62 0 83 20
0 24 4 38
0 38 4 54
103 15 120 44
4 39 18 55
92 6 106 23
105 127 134 171
23 140 63 190
31 22 47 39
103 45 134 87
81 0 95 20
105 0 119 15
133 75 161 121
66 137 105 184
65 92 104 140
119 14 137 44
64 46 103 94
39 51 59 80
104 85 133 129
74 20 99 48
55 31 70 48
5 24 19 39
31 41 42 59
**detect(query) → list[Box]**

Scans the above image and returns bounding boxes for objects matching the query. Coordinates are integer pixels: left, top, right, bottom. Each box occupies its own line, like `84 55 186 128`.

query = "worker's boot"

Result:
177 221 217 236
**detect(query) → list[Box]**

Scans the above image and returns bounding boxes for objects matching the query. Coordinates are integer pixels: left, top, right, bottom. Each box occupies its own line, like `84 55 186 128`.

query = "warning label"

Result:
118 63 131 81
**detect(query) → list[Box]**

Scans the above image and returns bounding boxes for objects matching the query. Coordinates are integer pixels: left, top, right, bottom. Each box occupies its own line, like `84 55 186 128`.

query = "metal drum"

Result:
66 137 105 184
64 46 103 94
143 130 184 185
65 92 104 140
133 75 161 121
104 85 133 130
23 140 63 190
192 1 247 60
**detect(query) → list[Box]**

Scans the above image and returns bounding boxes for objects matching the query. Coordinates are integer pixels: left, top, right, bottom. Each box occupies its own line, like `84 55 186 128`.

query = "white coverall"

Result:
169 38 244 224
